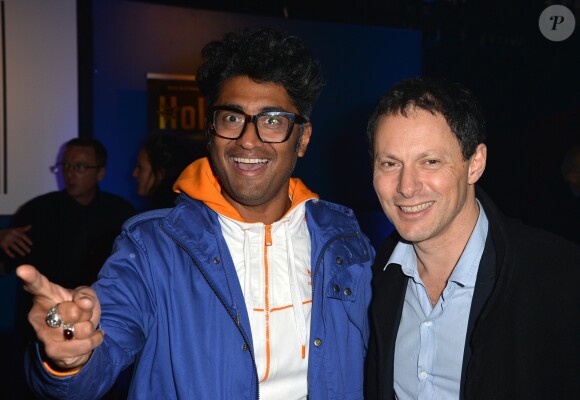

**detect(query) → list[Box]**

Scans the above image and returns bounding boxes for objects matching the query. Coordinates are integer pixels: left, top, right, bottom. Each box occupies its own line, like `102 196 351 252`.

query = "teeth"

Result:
400 202 433 213
233 157 268 164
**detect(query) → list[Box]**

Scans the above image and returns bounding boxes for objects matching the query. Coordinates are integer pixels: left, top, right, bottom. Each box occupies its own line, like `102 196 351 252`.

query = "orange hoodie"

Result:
173 157 319 221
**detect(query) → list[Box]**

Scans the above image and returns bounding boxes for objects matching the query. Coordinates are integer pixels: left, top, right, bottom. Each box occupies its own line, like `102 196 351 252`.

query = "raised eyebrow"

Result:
418 150 443 160
259 106 288 114
215 105 289 114
375 151 398 161
215 104 245 113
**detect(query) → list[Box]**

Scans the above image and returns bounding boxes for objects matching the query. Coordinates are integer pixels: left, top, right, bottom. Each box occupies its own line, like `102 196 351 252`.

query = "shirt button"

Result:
314 338 322 347
419 371 428 380
424 321 432 327
332 284 340 293
242 344 249 351
343 288 352 296
336 257 344 265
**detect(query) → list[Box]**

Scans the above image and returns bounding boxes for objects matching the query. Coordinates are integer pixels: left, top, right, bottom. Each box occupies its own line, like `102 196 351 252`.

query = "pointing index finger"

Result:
16 264 73 303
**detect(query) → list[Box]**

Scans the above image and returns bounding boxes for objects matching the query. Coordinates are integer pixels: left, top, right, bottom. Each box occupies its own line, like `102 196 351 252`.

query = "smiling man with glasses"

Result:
17 28 374 399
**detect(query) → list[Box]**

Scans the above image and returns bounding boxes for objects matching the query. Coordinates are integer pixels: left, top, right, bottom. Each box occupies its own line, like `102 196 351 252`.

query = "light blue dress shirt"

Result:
386 202 488 400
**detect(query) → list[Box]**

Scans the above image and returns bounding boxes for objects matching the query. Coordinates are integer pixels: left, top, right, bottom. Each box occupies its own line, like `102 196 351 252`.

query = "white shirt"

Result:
219 202 312 400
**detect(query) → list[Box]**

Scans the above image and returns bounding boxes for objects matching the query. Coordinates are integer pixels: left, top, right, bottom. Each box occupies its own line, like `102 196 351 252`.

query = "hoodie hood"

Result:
173 157 318 222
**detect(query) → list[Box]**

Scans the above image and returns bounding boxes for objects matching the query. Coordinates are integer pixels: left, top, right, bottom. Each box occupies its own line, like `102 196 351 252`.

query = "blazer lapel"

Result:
373 264 408 398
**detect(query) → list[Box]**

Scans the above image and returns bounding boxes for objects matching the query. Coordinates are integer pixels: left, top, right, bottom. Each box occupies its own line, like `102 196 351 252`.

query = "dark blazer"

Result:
365 187 580 399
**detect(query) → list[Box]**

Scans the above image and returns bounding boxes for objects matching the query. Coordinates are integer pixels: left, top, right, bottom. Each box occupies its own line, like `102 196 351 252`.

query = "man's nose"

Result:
397 166 422 197
236 120 263 149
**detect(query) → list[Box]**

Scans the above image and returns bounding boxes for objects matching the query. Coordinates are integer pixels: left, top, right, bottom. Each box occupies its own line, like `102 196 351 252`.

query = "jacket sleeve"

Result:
24 226 154 399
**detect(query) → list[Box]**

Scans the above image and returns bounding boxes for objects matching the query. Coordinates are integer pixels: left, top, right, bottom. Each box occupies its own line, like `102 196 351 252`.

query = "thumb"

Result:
72 286 101 326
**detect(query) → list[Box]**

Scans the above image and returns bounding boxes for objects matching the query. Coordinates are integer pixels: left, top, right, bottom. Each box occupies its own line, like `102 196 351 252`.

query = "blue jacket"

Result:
27 194 374 399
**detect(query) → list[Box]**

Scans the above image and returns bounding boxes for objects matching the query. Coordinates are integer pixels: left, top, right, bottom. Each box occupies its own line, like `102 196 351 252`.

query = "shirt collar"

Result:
385 199 489 288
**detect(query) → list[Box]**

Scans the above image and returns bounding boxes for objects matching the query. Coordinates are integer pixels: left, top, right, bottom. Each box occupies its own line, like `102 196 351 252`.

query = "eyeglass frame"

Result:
208 106 309 144
50 162 103 174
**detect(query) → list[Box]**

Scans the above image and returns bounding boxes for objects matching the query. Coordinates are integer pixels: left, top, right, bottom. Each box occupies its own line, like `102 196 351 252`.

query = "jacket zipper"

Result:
161 224 261 400
261 224 273 382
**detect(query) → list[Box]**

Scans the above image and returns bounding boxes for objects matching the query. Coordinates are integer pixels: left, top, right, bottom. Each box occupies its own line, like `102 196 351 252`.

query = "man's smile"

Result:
399 201 434 213
233 157 269 171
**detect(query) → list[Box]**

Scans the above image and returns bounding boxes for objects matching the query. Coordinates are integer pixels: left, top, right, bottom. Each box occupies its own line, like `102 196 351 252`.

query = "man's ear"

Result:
468 143 487 185
296 124 312 157
97 167 106 182
205 130 213 150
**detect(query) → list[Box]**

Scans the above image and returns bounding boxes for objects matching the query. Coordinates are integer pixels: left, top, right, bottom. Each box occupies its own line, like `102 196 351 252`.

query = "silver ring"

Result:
45 304 63 328
63 323 75 341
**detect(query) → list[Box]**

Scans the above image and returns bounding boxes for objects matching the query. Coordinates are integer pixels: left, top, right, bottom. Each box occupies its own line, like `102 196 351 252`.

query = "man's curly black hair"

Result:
196 27 324 117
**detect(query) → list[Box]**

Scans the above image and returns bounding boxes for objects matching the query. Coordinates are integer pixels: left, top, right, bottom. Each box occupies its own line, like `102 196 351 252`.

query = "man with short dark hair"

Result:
364 77 580 399
2 137 135 287
0 137 135 398
18 28 373 399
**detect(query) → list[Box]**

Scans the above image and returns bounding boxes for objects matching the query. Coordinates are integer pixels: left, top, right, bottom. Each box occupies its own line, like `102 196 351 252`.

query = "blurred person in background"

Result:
0 137 135 399
132 134 206 210
525 144 580 244
1 137 135 287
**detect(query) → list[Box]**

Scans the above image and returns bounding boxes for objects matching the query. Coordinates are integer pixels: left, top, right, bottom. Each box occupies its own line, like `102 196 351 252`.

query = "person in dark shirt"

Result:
1 137 136 286
0 138 135 399
364 77 580 399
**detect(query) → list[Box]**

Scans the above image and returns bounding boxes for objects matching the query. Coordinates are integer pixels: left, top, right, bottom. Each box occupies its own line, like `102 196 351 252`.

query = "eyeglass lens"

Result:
213 110 294 143
50 163 98 174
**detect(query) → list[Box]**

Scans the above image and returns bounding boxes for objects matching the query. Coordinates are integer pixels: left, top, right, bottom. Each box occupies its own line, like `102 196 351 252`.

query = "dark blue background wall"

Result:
91 0 421 244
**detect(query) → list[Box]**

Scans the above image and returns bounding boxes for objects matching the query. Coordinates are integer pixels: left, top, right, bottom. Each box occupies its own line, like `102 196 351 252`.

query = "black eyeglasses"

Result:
209 106 309 144
50 162 102 174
